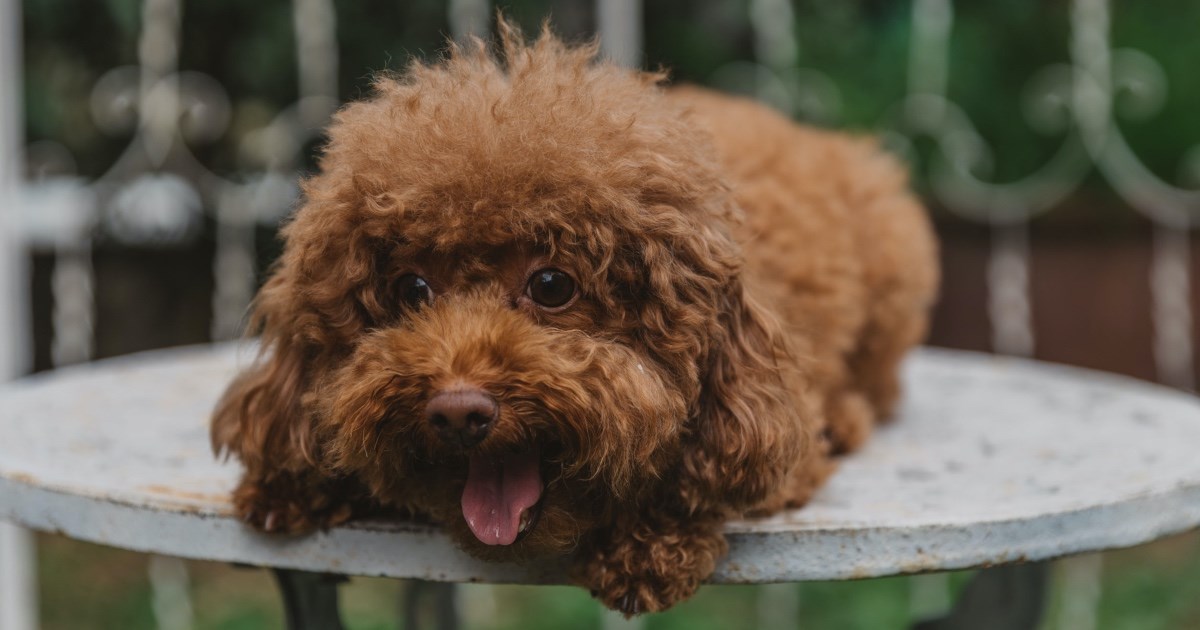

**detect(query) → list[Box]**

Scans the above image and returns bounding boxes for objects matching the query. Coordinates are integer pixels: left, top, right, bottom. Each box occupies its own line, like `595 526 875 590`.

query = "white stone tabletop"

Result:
1 343 1198 583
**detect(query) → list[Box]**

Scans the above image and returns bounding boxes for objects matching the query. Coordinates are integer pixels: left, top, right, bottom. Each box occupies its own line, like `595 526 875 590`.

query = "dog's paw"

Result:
615 593 640 616
577 555 697 616
572 523 724 616
233 477 355 535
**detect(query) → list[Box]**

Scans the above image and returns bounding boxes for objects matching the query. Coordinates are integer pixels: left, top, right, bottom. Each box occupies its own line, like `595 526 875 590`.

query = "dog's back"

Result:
671 87 940 508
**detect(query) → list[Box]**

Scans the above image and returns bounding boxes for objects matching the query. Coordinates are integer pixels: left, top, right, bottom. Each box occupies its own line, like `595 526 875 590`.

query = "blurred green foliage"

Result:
35 531 1200 629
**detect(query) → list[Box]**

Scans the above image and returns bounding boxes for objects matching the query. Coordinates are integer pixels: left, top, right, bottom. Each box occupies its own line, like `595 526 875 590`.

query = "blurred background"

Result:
2 0 1200 628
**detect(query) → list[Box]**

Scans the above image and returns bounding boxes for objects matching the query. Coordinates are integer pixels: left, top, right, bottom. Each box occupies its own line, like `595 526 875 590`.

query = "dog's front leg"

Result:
233 469 367 535
571 511 728 616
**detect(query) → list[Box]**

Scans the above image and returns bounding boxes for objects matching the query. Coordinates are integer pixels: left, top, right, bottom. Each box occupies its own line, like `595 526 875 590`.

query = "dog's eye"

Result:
527 268 576 308
397 274 433 310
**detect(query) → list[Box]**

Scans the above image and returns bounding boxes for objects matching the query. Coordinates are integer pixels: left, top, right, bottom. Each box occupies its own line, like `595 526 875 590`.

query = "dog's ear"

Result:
211 169 390 475
678 275 810 514
628 203 810 514
211 267 318 477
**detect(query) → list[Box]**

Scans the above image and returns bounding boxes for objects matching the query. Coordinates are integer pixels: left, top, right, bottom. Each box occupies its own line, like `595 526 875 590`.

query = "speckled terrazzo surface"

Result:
2 344 1198 583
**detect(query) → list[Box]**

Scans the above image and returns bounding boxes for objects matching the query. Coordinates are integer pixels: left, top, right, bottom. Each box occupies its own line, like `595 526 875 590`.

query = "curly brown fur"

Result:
211 20 937 615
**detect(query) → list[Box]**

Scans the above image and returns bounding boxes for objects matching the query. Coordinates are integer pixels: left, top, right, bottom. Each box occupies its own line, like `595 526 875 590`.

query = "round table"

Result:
2 344 1199 627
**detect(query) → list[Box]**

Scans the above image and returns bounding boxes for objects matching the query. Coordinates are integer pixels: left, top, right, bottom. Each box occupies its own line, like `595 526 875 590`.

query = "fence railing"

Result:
1 0 36 625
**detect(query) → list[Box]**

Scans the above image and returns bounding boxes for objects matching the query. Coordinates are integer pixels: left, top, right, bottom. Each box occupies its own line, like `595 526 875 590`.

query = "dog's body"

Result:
676 87 938 489
212 25 937 615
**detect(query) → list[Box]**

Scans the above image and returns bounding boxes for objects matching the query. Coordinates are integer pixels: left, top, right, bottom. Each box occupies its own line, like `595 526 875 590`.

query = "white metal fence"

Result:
1 0 36 626
1 0 1197 628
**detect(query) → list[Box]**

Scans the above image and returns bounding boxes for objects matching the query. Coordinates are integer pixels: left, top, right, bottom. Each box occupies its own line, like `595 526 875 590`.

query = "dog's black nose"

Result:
425 388 498 448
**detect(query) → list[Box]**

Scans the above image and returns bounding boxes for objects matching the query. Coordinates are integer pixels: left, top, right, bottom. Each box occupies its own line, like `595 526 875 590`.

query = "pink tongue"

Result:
461 452 543 546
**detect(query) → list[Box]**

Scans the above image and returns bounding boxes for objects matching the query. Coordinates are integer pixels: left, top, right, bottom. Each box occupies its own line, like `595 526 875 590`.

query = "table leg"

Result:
0 523 37 630
402 580 459 630
912 562 1049 630
272 568 347 630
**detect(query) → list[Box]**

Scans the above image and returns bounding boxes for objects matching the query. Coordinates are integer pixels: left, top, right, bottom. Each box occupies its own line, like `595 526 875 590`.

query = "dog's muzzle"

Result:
424 386 545 546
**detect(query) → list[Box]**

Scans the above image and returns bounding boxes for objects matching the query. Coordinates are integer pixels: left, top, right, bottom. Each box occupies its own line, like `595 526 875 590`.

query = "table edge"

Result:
3 470 1198 583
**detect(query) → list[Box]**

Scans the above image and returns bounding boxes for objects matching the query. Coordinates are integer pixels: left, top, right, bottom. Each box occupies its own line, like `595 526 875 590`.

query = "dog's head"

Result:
214 23 806 559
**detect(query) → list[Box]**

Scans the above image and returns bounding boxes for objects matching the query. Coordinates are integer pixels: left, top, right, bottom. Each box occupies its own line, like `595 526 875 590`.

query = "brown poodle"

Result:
211 22 938 615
